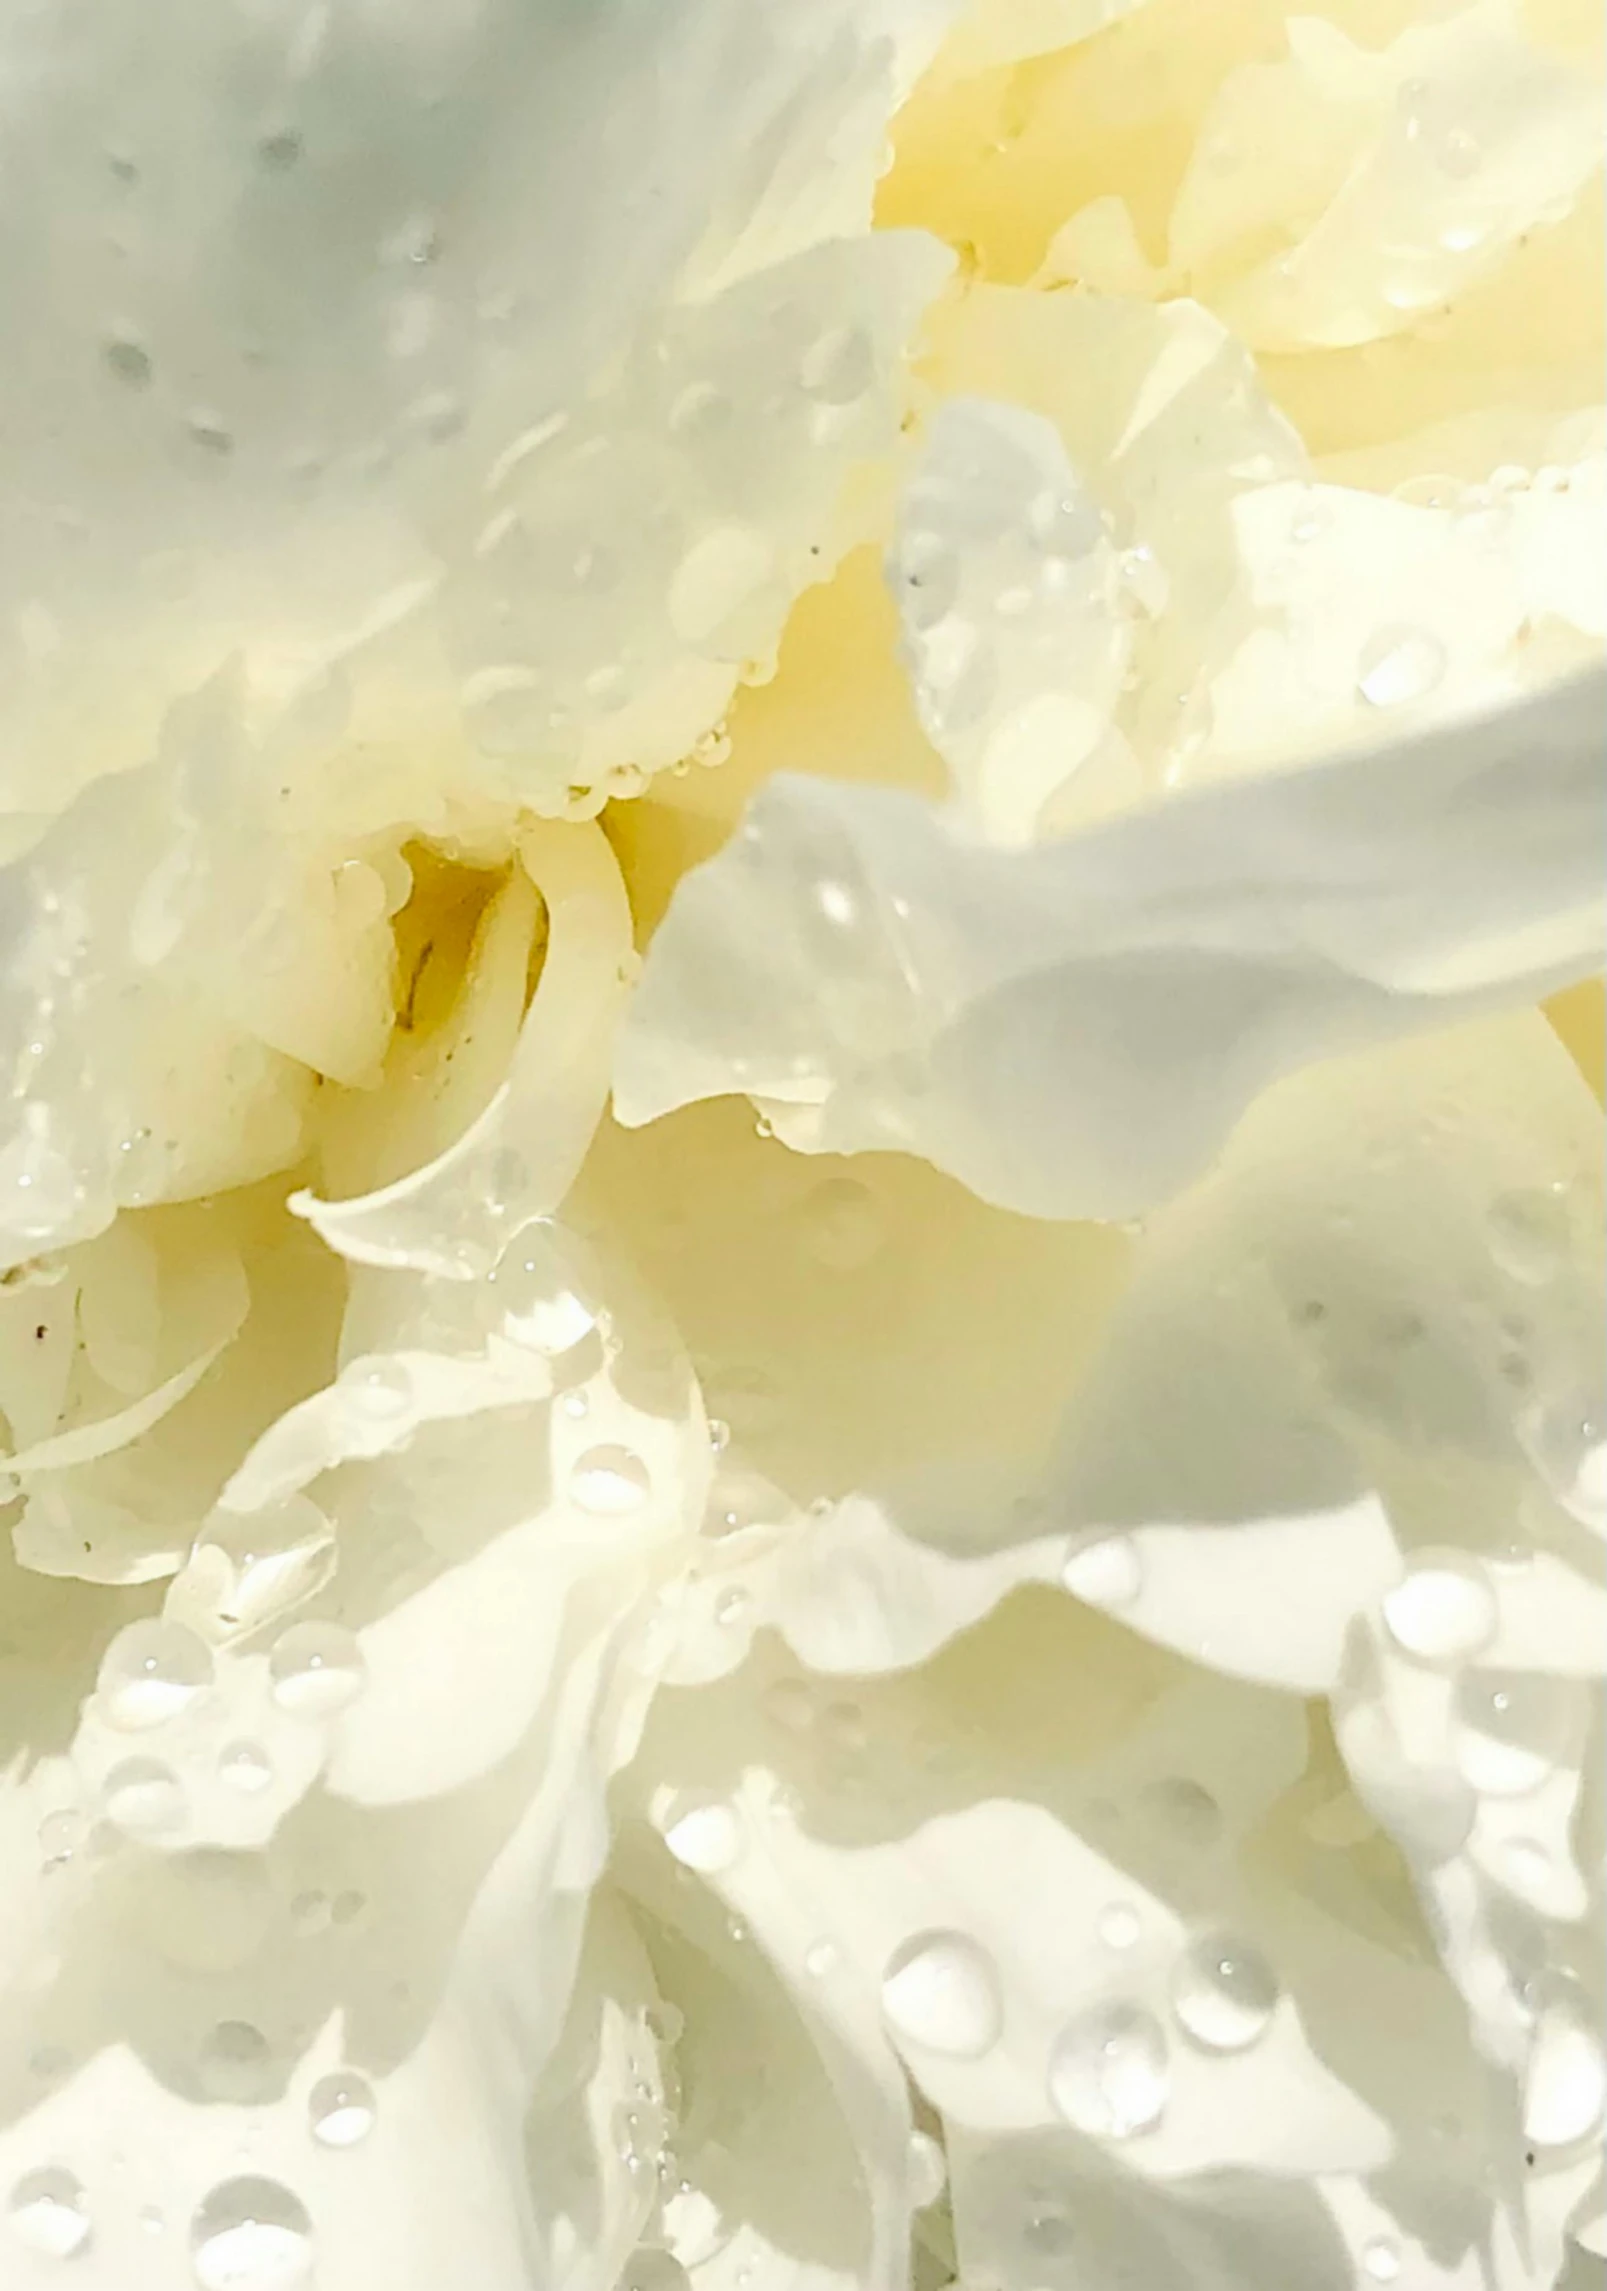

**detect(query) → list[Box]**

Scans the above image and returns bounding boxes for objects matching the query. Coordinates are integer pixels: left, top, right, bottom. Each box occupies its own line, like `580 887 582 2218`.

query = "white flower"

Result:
0 2 1600 2289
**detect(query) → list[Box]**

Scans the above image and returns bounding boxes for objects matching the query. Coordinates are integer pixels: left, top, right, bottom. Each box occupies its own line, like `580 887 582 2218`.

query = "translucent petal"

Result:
616 669 1606 1221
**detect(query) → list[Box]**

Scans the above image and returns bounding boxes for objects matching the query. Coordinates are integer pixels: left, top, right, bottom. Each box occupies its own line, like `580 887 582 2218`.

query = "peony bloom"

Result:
0 0 1601 2286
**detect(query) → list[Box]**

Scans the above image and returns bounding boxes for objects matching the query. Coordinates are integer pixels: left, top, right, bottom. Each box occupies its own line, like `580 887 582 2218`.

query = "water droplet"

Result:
1098 1903 1142 1952
804 1176 883 1270
707 1417 731 1456
103 335 152 388
1435 127 1480 178
268 1624 365 1718
1357 626 1446 709
661 1796 743 1875
1048 2002 1170 2139
800 326 874 405
1061 1533 1142 1610
1452 1670 1576 1796
1171 1933 1279 2052
1524 1995 1606 2148
8 2168 89 2258
1363 2235 1402 2283
623 2252 691 2291
907 2128 947 2209
1382 1551 1496 1664
880 1931 1003 2059
38 1810 85 1866
309 2071 377 2149
571 1445 651 1516
713 1587 749 1627
1518 1395 1607 1533
256 129 303 172
98 1619 213 1730
346 1358 412 1422
191 2177 313 2289
486 1240 594 1353
186 412 235 457
103 1756 185 1838
804 1937 840 1979
199 2021 272 2104
219 1742 274 1794
1487 1187 1570 1285
1288 490 1331 544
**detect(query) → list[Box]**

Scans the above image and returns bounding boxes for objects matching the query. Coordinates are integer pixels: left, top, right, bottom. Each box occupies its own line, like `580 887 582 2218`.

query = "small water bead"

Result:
907 2129 947 2210
1487 1186 1570 1285
1523 1997 1607 2148
1362 2235 1402 2283
880 1931 1003 2059
803 1937 841 1979
199 2021 273 2104
103 1756 185 1839
98 1618 214 1730
268 1624 365 1718
219 1742 274 1794
8 2167 90 2258
190 2178 313 2290
1452 1671 1577 1797
309 2071 377 2149
1097 1903 1142 1952
803 1175 883 1270
570 1444 651 1516
1061 1532 1143 1610
799 324 874 405
1382 1551 1496 1665
1048 2003 1170 2140
103 335 153 387
346 1358 412 1422
1171 1934 1279 2052
38 1810 85 1866
896 530 961 631
661 1796 744 1876
1356 625 1446 710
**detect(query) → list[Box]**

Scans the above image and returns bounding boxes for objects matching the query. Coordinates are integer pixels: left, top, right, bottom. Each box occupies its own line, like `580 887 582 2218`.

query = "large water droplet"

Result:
309 2071 377 2149
103 1756 185 1838
8 2167 90 2258
880 1931 1003 2059
1523 1996 1606 2148
190 2178 313 2289
1356 626 1446 709
1382 1551 1496 1665
660 1795 743 1876
1061 1533 1142 1610
268 1624 365 1718
1171 1933 1279 2052
571 1445 651 1516
1048 2002 1170 2139
486 1237 594 1353
1452 1670 1577 1797
97 1619 213 1730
